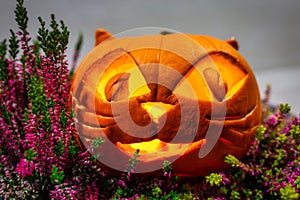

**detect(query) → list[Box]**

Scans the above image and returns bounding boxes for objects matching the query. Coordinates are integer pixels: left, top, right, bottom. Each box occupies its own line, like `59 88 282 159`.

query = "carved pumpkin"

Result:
70 29 261 176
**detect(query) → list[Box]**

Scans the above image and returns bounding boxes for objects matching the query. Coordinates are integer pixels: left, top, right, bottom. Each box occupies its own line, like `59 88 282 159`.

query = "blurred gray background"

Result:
1 0 300 113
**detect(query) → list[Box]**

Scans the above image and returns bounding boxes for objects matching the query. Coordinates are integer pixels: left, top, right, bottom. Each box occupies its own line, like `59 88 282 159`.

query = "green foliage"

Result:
176 192 196 200
54 139 64 156
280 184 299 200
0 39 8 83
279 103 291 114
27 75 46 115
273 149 286 166
0 104 11 125
8 30 19 60
59 109 68 130
162 160 172 173
91 138 104 149
68 144 77 156
290 124 300 139
256 125 267 140
205 173 223 187
15 0 28 32
33 40 41 67
37 14 69 58
295 176 300 189
0 39 7 58
50 165 65 185
24 149 37 161
113 188 124 198
75 33 83 53
229 190 240 200
27 75 52 131
276 133 288 143
88 138 104 162
253 189 264 200
152 186 162 198
126 149 140 173
224 154 240 168
90 154 100 162
69 32 83 76
67 136 77 156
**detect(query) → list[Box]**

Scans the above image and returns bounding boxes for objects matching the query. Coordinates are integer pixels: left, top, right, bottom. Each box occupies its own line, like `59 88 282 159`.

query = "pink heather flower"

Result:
117 179 126 187
163 172 168 177
16 158 35 178
268 114 279 127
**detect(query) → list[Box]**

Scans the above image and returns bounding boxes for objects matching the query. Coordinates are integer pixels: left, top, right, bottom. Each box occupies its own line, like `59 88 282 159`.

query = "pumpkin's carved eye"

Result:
174 53 246 103
208 53 247 98
105 73 130 101
97 53 151 102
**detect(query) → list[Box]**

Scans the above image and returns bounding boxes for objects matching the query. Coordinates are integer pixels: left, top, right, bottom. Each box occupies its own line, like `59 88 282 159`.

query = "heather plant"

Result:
1 0 300 199
0 0 103 199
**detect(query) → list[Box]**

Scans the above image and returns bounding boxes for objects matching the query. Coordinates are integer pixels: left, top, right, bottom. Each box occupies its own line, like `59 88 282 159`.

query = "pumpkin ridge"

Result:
74 103 116 128
168 58 194 95
220 125 258 149
208 51 248 74
223 103 261 129
85 48 128 79
205 103 256 121
157 33 204 102
127 50 158 101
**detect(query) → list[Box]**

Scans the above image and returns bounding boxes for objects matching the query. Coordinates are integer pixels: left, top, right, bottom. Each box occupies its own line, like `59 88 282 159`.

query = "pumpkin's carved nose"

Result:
141 102 173 122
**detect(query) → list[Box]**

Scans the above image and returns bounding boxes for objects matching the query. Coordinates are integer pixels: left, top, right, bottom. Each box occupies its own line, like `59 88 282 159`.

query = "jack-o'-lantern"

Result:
70 28 261 176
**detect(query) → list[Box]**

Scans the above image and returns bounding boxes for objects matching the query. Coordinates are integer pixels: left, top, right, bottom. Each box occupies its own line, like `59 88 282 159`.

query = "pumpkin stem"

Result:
226 37 239 50
95 29 113 46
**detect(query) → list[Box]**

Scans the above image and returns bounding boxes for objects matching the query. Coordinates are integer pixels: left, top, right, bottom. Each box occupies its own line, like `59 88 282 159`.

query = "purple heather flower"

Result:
117 179 126 187
268 114 279 127
16 158 35 178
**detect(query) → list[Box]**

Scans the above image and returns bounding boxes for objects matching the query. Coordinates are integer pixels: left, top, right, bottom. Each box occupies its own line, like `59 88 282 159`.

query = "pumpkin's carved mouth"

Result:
115 135 246 163
116 138 237 154
116 139 206 163
73 76 259 154
74 97 258 156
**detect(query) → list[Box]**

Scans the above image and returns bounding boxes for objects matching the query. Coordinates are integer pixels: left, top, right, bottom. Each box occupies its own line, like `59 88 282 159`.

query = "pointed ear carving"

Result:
95 29 114 46
226 37 239 50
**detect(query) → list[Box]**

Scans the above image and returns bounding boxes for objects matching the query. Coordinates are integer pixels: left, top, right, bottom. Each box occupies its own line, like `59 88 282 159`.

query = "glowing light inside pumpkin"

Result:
119 139 167 153
116 139 204 158
141 102 172 122
128 67 151 97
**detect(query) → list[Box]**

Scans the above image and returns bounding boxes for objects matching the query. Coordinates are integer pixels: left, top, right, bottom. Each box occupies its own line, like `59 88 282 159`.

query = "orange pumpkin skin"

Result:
70 29 261 176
